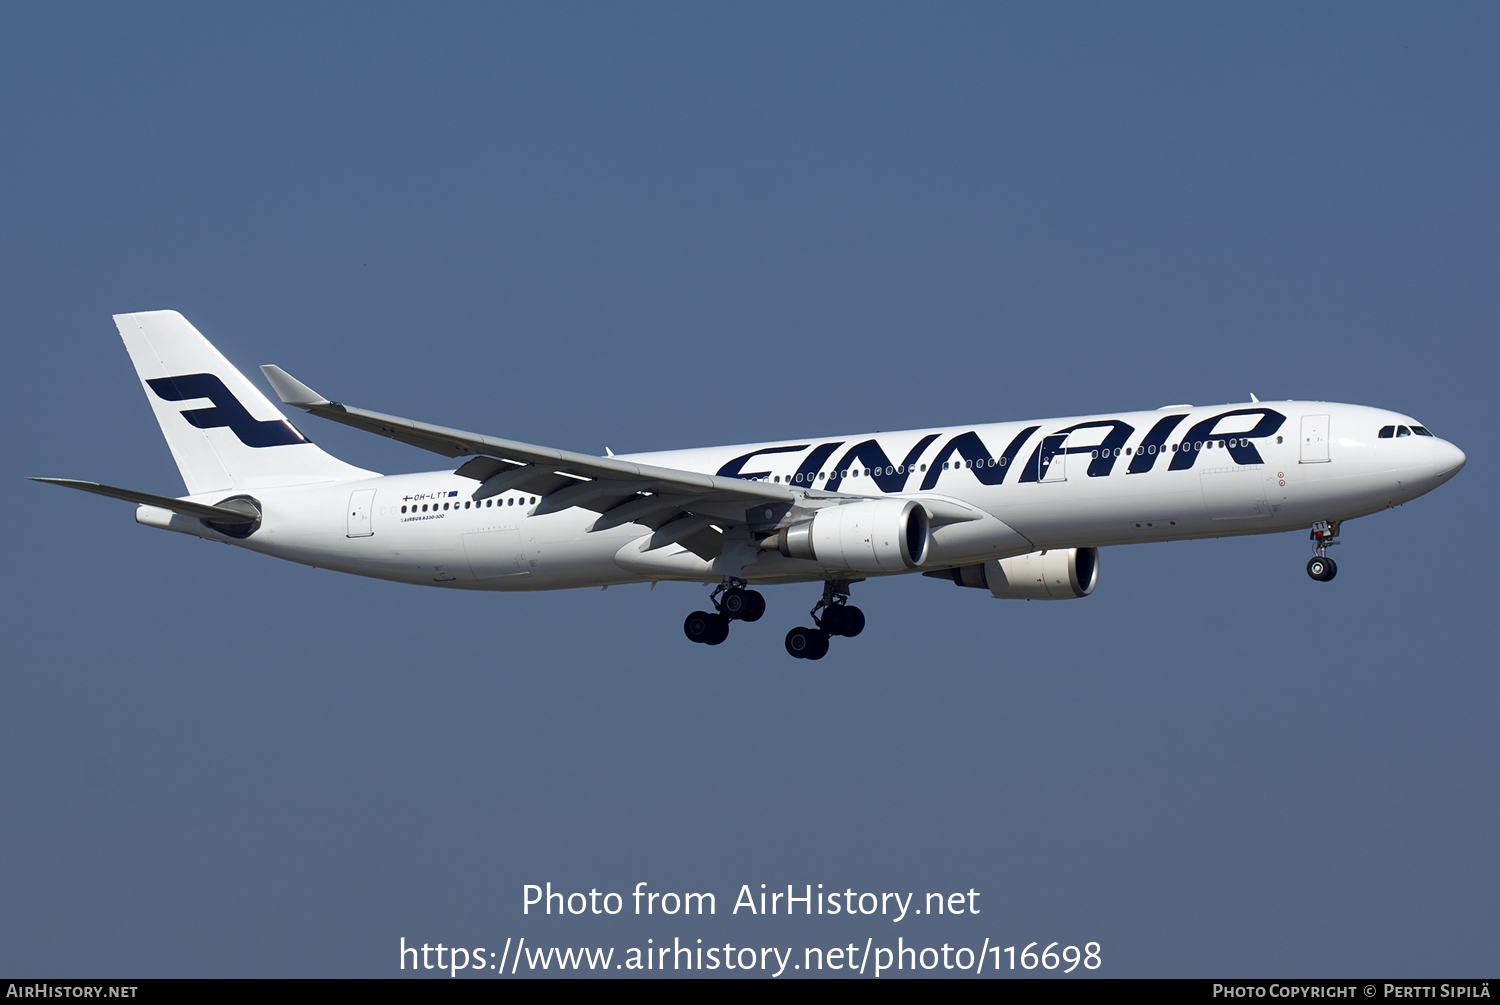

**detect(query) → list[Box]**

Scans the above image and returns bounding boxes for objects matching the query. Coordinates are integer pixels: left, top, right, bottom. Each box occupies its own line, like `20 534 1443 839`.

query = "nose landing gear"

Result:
785 580 865 660
683 579 766 646
1306 520 1340 581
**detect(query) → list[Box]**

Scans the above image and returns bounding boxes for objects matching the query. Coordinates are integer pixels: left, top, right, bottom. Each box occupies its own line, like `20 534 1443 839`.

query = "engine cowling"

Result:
935 547 1098 600
776 499 929 572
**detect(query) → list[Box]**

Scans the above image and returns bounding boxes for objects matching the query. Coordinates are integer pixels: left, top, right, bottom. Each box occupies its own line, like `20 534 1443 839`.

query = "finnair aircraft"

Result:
39 311 1466 660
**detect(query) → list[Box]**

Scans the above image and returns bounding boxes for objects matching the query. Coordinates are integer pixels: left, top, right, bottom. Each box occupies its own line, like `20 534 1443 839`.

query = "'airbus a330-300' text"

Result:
37 311 1466 659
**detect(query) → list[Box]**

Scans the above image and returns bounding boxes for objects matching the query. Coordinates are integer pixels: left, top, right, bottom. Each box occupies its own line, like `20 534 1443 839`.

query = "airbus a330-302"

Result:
36 311 1466 660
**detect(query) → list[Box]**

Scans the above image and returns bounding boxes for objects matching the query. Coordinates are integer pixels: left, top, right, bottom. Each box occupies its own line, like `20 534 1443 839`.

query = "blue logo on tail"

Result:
147 373 308 448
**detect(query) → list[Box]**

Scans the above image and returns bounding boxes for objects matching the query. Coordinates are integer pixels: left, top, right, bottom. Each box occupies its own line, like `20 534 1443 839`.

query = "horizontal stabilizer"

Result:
29 478 258 523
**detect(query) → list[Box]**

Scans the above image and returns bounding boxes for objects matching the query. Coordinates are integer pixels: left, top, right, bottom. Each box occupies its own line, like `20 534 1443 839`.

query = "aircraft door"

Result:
1040 434 1068 482
1300 414 1330 463
346 489 375 537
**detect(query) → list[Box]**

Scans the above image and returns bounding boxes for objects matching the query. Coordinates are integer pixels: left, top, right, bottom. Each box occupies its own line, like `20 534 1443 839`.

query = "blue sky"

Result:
1 3 1495 977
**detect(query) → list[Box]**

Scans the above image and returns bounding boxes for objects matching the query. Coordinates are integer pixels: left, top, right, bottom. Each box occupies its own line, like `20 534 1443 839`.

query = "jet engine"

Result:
931 547 1098 600
769 499 929 573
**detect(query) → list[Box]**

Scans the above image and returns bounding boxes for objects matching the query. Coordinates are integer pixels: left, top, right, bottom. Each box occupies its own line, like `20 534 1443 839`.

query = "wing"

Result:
260 365 800 559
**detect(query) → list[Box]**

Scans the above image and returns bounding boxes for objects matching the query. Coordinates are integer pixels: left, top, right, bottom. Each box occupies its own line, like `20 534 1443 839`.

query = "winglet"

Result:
260 365 330 407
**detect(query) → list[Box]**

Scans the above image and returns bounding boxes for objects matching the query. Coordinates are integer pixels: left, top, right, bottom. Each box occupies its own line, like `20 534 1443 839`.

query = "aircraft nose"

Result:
1435 439 1466 476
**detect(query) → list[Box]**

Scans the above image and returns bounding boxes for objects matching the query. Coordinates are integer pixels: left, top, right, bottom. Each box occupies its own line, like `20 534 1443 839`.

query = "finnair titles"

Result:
37 311 1466 660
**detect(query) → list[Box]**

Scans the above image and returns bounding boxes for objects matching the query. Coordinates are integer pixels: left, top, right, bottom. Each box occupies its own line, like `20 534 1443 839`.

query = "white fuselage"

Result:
137 400 1466 590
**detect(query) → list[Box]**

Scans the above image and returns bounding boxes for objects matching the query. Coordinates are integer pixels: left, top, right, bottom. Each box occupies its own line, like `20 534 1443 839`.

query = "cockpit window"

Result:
1378 425 1395 438
1412 425 1434 436
1396 425 1412 437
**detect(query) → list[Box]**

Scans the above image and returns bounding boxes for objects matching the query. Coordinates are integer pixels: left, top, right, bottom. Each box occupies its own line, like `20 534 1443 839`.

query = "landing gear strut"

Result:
684 578 765 646
1306 520 1339 582
785 581 865 660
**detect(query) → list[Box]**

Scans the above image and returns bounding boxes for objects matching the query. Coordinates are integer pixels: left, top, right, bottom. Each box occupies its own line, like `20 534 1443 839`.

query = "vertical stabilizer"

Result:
115 311 374 494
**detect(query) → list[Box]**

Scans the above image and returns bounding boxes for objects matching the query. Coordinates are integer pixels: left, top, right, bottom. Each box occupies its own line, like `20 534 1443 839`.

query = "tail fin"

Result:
115 310 374 494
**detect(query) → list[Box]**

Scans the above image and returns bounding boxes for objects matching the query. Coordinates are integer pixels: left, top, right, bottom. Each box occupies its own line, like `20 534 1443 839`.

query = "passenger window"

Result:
1378 426 1395 438
1412 426 1433 436
1397 426 1412 437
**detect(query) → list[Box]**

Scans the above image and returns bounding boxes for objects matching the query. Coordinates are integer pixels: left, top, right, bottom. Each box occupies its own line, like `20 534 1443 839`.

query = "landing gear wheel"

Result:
785 626 829 660
811 580 860 641
721 587 765 622
1306 557 1337 582
834 605 864 637
819 605 844 636
704 614 730 645
819 604 864 637
685 610 730 644
720 588 749 618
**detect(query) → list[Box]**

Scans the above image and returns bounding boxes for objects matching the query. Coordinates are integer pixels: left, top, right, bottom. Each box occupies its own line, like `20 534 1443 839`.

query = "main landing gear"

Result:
1306 520 1340 582
785 581 865 661
684 579 765 646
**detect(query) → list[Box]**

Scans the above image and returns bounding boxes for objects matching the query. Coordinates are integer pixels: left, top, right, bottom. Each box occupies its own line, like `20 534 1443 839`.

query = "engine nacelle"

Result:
933 547 1099 600
776 499 929 572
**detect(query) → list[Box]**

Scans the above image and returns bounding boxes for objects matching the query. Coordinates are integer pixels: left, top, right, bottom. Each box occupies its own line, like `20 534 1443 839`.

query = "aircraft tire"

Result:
685 610 719 643
704 613 730 645
805 629 830 660
721 587 754 620
837 605 865 637
785 626 817 659
741 590 766 622
820 605 845 635
1307 557 1337 582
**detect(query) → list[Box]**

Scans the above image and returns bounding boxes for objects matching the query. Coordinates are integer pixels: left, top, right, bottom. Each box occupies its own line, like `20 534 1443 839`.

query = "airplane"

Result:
35 311 1467 660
